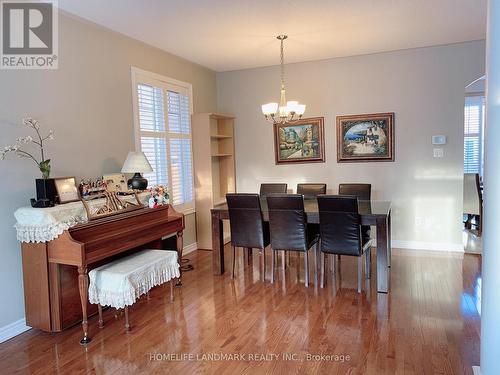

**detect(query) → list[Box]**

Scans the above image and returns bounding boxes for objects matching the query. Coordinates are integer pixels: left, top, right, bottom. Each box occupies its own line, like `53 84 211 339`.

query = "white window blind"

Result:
464 96 485 175
167 90 194 206
132 69 194 213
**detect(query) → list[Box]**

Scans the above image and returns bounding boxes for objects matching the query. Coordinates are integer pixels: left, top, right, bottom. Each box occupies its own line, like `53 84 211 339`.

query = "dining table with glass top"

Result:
210 197 392 293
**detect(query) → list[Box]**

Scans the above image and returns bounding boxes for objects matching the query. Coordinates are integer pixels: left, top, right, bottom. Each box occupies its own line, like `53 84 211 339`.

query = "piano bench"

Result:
88 249 180 331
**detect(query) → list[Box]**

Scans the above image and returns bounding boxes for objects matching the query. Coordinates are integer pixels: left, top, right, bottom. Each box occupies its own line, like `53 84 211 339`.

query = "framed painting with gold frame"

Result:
273 117 325 165
336 112 395 163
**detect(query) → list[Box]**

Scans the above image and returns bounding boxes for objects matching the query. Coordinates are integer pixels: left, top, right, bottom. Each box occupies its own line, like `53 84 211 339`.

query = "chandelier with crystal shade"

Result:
261 35 306 124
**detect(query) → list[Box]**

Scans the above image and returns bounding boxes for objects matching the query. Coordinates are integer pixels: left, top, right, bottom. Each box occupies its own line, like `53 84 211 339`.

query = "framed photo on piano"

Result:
103 173 129 193
54 176 80 204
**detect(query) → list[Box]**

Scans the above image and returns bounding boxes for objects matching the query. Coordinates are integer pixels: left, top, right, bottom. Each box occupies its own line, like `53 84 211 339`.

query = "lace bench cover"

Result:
88 250 180 309
14 193 150 243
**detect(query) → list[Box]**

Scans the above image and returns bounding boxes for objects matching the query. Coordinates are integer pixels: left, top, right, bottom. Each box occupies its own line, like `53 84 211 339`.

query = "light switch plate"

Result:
433 148 444 158
432 135 447 145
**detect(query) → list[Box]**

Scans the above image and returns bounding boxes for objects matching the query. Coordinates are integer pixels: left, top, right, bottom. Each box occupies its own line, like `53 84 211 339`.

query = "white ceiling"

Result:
59 0 487 72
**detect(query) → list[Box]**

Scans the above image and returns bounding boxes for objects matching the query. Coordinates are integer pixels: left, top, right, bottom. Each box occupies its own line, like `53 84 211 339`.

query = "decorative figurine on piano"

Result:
79 178 107 199
149 185 170 208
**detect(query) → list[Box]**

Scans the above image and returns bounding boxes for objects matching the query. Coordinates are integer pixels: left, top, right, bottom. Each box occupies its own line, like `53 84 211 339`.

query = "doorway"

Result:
463 76 485 253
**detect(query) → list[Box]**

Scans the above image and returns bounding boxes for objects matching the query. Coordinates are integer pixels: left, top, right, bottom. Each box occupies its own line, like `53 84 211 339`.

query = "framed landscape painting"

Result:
336 112 394 162
274 117 325 165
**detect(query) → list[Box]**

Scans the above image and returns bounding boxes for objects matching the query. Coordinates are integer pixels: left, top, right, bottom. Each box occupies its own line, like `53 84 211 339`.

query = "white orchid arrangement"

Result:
1 118 55 179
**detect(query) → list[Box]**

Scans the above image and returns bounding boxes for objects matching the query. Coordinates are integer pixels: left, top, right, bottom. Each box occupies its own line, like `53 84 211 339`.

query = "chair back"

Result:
318 195 362 256
463 173 481 215
259 183 288 196
296 183 327 197
267 194 308 251
338 183 371 201
226 193 267 249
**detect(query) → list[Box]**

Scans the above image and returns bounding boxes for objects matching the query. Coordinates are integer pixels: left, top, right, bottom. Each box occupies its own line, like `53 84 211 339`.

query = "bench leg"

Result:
98 305 104 328
124 306 130 331
170 280 174 302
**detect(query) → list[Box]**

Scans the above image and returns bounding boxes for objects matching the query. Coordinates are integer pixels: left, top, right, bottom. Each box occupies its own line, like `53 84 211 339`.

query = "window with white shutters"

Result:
132 68 195 213
167 91 194 206
464 95 485 175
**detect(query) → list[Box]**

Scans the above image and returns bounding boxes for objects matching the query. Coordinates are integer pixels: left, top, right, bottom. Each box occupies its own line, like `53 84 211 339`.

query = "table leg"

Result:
388 211 392 267
376 217 390 293
176 231 183 286
211 212 225 275
77 266 91 345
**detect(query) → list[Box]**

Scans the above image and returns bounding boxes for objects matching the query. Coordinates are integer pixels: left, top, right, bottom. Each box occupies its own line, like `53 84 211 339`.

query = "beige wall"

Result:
0 14 217 328
217 41 485 251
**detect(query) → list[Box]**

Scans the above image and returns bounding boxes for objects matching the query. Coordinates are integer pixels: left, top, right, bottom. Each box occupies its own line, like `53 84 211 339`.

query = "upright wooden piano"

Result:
20 205 184 344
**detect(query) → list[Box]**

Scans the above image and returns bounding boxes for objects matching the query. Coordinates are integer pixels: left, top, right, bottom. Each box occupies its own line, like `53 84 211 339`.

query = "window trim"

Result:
131 66 195 214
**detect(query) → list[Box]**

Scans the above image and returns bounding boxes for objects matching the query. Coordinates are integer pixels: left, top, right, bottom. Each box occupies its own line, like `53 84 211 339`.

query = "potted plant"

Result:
1 118 56 206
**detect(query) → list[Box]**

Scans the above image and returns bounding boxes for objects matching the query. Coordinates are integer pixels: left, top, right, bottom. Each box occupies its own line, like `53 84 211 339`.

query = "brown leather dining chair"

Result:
296 183 327 197
297 183 326 237
338 183 371 200
338 183 372 242
226 193 270 280
259 183 288 196
463 173 482 235
317 195 372 293
266 194 319 287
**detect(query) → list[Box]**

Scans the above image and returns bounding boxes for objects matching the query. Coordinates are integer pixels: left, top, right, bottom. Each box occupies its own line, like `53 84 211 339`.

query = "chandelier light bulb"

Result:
286 101 299 113
262 103 278 115
295 104 306 116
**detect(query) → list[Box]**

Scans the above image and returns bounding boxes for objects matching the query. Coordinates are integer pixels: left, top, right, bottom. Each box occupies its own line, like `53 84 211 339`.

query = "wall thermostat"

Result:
432 135 447 145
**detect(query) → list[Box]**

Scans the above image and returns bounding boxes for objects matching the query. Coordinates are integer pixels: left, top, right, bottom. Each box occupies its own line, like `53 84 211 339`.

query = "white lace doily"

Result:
14 193 150 243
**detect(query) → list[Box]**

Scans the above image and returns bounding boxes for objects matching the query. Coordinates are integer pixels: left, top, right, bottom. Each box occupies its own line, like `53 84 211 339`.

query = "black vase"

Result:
33 178 57 207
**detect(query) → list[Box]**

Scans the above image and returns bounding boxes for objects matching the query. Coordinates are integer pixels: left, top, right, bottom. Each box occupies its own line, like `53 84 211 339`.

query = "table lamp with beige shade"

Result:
121 151 153 190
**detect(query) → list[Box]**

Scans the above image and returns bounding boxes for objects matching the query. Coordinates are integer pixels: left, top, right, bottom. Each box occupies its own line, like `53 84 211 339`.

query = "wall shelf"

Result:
192 113 236 250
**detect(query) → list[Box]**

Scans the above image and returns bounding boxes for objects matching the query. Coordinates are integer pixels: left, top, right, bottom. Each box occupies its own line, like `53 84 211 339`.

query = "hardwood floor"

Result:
0 246 481 374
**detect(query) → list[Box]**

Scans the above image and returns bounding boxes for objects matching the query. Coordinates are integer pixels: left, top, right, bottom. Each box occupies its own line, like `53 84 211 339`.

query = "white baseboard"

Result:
0 318 30 344
183 242 198 255
392 240 464 253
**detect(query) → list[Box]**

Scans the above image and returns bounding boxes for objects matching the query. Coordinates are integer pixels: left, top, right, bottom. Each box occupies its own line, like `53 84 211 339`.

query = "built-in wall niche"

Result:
192 113 236 249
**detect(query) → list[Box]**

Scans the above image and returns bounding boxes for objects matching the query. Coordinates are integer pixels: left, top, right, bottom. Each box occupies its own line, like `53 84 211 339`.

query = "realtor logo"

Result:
1 0 58 69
